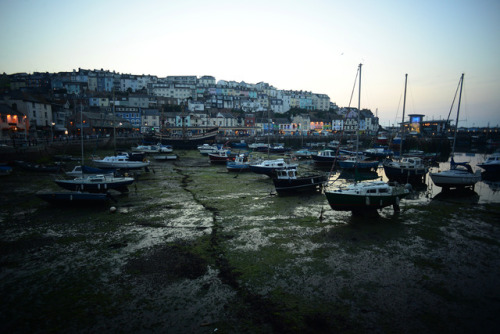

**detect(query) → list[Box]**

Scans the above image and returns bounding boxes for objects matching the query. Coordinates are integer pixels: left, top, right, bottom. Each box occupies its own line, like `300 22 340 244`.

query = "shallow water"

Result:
1 149 499 333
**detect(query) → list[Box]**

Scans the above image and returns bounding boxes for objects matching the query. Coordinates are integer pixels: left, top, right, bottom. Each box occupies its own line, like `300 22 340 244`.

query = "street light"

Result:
51 122 55 143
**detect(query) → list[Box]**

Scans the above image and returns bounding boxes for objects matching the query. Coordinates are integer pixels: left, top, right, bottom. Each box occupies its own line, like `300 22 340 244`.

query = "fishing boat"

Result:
54 174 135 193
325 180 409 212
383 74 429 184
208 149 237 164
430 74 481 190
272 168 327 194
92 153 150 169
324 64 409 213
37 191 111 205
249 158 298 177
226 154 251 172
477 152 500 174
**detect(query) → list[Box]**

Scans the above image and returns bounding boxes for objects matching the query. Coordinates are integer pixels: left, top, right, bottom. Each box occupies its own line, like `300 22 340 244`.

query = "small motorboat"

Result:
272 168 326 194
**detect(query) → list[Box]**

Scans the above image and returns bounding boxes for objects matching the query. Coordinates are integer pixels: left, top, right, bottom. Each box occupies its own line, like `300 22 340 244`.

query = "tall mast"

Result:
355 63 362 160
452 73 464 157
80 102 84 167
400 73 408 160
112 90 116 154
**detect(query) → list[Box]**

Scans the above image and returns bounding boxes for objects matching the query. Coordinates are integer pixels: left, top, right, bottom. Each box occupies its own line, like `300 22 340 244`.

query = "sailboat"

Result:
54 105 135 194
324 64 410 213
429 74 481 190
383 74 428 184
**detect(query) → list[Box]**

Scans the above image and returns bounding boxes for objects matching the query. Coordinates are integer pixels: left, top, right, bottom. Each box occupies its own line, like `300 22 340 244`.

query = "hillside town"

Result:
0 69 497 146
0 69 360 141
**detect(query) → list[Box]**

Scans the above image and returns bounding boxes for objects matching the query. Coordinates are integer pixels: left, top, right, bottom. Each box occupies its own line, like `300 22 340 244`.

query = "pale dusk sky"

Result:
1 0 499 127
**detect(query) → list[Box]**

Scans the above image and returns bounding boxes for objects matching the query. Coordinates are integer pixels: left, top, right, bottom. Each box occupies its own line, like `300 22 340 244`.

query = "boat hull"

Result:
37 192 110 205
325 191 407 211
146 128 218 150
227 163 250 172
429 171 481 189
54 177 134 193
477 164 500 173
383 165 428 183
338 160 379 170
92 161 149 169
273 175 327 194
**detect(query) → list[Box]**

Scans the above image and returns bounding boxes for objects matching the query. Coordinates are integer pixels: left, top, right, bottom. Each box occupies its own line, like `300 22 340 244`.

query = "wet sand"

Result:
1 150 499 333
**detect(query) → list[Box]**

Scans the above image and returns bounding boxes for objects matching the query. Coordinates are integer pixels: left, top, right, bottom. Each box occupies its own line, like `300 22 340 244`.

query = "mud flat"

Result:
1 150 500 333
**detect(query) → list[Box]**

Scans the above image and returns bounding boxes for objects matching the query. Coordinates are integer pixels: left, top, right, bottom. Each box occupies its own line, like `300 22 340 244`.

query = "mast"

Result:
355 63 362 162
400 73 408 160
451 73 465 157
112 90 116 154
80 102 84 168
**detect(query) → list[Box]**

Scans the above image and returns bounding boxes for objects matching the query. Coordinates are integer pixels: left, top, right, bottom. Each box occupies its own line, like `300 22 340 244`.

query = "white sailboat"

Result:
429 74 481 189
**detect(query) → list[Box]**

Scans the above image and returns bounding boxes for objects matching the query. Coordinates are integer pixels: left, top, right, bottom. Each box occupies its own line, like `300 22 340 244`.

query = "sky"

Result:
1 0 499 128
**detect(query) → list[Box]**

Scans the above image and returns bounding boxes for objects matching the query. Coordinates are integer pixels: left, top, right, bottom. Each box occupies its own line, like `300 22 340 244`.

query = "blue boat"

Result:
227 154 251 172
338 157 379 171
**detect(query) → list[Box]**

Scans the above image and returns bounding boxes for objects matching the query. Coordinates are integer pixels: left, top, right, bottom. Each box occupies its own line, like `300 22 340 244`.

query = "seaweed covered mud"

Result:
1 149 500 333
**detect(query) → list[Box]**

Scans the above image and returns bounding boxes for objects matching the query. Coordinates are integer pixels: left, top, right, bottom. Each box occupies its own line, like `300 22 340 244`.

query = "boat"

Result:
403 149 425 158
430 158 481 189
65 165 115 177
198 143 220 155
54 174 135 193
383 157 428 184
324 64 409 213
375 133 389 146
311 149 344 165
268 144 288 154
477 152 500 174
208 149 237 164
92 153 150 169
383 74 429 184
248 142 270 151
14 160 64 173
132 143 173 153
292 149 315 159
430 74 481 190
230 140 248 148
338 156 379 171
0 164 12 176
145 127 219 150
153 154 178 161
226 154 251 172
37 191 111 205
249 158 298 177
364 147 394 159
272 168 327 194
325 180 409 212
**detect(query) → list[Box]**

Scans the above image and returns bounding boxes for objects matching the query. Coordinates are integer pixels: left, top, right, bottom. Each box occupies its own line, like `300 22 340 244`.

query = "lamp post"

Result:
51 122 55 143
